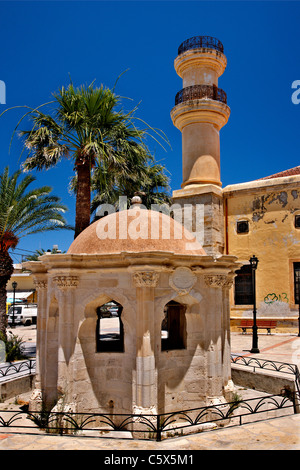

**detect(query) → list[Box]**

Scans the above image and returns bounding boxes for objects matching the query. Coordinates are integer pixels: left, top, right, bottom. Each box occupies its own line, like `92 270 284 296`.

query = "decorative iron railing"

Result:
0 356 298 441
175 85 227 106
231 355 300 396
0 359 36 380
178 36 224 55
0 391 297 441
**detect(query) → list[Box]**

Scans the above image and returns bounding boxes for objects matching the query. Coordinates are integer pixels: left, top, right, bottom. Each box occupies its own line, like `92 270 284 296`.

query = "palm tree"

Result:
18 81 166 238
136 160 172 209
24 246 66 261
89 155 171 218
0 167 70 338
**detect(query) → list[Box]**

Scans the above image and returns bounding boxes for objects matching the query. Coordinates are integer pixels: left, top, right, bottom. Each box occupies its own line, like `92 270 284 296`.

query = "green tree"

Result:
24 247 66 261
0 167 70 338
17 81 167 238
89 155 171 218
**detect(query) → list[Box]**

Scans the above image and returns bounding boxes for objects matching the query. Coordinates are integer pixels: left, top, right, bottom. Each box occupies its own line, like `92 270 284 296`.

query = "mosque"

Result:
25 36 299 420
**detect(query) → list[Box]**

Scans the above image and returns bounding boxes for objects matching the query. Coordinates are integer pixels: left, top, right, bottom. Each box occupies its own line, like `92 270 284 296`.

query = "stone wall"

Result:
0 375 35 402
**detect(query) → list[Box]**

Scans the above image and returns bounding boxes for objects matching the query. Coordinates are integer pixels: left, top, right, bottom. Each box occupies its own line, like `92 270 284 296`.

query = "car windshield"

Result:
8 306 22 315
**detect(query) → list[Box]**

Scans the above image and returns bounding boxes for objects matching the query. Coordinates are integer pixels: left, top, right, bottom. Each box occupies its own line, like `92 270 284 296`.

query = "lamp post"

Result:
298 299 300 337
294 266 300 337
12 281 17 328
297 278 300 337
249 255 260 353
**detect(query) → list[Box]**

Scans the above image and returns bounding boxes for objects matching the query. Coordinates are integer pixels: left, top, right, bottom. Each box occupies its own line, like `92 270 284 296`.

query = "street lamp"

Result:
12 281 17 328
298 297 300 337
296 278 300 337
249 255 260 354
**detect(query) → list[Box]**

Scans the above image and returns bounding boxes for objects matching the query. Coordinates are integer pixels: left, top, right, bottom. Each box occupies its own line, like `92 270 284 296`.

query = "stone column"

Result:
132 271 159 414
29 277 47 411
204 274 229 401
53 275 79 409
204 274 233 400
222 274 236 400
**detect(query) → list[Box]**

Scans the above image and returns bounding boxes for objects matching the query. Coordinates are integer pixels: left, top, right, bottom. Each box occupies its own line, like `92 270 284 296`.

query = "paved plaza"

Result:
0 328 299 451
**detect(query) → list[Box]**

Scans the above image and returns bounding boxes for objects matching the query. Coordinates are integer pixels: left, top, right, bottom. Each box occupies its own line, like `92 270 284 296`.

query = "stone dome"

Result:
68 207 206 256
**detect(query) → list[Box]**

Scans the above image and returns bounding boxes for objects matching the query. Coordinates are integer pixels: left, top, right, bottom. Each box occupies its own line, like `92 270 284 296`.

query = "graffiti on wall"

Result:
264 292 289 305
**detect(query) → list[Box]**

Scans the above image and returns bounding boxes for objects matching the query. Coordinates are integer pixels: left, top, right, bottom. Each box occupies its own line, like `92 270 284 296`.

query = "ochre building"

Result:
224 168 300 331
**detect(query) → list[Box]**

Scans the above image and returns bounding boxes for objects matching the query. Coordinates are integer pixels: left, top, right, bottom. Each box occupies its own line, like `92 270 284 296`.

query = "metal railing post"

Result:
156 414 162 442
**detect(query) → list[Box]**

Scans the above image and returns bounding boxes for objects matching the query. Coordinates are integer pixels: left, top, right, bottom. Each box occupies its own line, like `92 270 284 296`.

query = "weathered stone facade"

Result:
25 208 239 416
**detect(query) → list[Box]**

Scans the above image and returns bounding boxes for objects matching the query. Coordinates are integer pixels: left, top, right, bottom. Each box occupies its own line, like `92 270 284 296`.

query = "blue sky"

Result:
0 0 300 260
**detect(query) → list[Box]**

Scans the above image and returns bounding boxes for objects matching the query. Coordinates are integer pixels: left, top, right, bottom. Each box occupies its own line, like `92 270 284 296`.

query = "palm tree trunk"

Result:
75 159 91 239
0 276 9 340
0 251 14 340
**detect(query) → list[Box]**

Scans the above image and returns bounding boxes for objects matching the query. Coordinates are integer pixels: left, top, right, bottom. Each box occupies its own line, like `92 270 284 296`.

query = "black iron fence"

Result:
0 359 36 380
178 36 224 55
231 355 300 396
175 84 227 106
0 355 299 441
0 391 297 441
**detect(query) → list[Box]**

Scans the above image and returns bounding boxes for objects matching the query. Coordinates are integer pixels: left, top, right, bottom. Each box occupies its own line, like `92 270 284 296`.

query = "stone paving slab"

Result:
231 331 300 366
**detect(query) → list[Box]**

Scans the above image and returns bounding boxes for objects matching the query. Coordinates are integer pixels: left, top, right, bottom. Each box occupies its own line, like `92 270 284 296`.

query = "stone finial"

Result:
131 195 143 205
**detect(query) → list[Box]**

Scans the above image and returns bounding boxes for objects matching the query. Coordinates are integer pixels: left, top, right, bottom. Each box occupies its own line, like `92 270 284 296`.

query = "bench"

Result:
240 319 277 335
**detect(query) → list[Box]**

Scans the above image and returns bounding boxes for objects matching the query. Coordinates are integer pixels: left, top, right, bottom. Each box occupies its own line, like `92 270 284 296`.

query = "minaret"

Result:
171 36 230 255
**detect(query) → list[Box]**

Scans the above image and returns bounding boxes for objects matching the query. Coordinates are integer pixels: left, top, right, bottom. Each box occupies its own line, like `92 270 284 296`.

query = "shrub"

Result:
0 331 27 362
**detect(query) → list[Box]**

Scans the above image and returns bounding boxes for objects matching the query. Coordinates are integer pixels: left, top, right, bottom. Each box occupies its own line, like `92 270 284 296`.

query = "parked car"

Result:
7 303 37 326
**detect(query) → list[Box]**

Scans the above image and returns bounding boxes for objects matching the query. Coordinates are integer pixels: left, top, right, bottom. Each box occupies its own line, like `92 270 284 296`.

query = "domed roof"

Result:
68 207 206 256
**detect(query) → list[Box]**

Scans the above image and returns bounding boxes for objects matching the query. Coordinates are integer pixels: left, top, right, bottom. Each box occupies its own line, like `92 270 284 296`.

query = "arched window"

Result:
161 301 186 351
96 301 124 352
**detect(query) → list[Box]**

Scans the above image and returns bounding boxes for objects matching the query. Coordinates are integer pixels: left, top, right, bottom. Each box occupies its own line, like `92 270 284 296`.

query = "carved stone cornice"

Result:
33 280 47 290
53 275 79 290
133 271 159 288
204 274 233 289
222 276 235 289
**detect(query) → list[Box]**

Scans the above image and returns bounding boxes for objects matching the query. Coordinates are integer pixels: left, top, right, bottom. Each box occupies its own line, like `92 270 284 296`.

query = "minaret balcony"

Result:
178 36 224 55
175 85 227 106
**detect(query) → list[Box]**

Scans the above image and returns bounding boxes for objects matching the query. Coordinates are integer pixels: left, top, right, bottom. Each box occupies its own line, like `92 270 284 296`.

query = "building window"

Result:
96 301 124 352
237 221 249 234
294 263 300 304
234 265 253 305
295 215 300 229
161 301 186 351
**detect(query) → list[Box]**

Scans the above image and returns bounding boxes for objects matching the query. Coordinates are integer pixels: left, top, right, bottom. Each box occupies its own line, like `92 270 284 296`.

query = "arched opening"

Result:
161 300 187 351
96 301 124 352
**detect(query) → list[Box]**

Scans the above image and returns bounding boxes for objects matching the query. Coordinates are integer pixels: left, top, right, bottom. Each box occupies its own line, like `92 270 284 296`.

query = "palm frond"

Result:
0 167 72 249
4 78 170 236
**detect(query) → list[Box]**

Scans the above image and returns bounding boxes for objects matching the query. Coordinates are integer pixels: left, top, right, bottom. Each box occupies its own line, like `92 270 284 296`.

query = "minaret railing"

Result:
178 36 224 55
175 84 227 106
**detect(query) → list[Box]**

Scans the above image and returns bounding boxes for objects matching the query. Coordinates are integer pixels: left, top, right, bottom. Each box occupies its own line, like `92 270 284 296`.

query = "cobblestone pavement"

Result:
0 329 299 451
